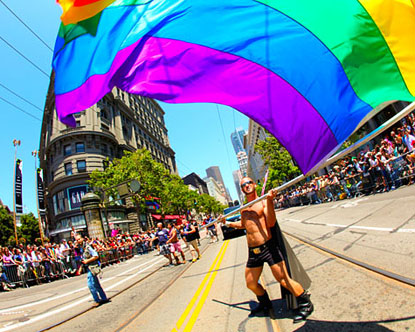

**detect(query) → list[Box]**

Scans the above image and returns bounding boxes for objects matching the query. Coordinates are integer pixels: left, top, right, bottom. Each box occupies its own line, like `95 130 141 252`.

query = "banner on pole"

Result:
15 159 23 214
37 168 46 216
260 169 269 196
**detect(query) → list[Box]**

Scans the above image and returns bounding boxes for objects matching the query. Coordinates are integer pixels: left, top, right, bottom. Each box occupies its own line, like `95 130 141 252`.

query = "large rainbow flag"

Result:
53 0 415 174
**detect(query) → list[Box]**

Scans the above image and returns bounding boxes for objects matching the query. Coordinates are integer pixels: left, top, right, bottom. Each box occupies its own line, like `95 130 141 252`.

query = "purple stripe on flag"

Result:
55 37 338 173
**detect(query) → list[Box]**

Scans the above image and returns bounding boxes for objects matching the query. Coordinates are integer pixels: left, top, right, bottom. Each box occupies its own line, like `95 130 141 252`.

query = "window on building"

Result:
71 214 86 227
101 109 109 120
76 120 81 128
64 144 72 156
77 160 86 172
76 142 85 153
101 144 108 154
64 163 72 175
57 190 65 214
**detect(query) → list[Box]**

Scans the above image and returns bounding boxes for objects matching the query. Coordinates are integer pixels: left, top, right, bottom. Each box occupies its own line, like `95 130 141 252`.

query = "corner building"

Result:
39 79 177 241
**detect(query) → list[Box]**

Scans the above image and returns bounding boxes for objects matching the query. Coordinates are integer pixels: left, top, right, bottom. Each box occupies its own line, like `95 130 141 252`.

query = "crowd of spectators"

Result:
0 221 206 292
277 114 415 208
0 230 157 291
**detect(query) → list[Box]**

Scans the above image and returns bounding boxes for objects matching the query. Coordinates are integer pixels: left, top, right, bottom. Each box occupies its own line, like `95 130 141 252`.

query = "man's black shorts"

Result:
246 239 283 268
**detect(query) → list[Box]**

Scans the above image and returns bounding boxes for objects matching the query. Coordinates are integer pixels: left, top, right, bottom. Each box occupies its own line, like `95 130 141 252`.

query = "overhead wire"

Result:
0 4 213 178
0 96 41 121
233 108 237 132
0 82 43 112
176 159 193 174
0 35 50 77
0 0 54 52
216 105 234 172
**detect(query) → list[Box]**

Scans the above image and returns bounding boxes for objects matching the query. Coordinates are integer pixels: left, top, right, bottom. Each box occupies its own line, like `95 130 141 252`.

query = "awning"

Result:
152 214 185 220
49 225 86 236
108 219 135 225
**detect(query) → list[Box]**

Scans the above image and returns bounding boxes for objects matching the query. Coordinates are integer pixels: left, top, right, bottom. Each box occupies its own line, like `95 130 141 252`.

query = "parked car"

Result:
221 206 246 240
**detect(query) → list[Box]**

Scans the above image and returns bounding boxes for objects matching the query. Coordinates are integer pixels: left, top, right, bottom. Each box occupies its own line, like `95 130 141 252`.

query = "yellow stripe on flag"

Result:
360 0 415 97
58 0 115 25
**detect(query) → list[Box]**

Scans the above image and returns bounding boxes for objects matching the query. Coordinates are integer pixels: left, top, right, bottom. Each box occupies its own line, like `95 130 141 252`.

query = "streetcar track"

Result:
284 231 415 287
112 242 212 332
38 259 165 332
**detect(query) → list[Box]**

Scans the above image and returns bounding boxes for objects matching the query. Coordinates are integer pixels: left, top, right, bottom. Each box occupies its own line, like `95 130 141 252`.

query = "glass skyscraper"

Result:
230 127 246 154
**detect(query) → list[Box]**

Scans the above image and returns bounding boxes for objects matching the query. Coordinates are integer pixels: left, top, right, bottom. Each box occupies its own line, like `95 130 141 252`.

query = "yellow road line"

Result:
173 241 228 331
182 241 229 332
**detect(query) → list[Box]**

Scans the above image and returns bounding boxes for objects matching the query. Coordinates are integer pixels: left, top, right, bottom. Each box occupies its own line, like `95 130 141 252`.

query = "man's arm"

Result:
82 255 98 265
225 220 244 229
185 225 196 234
82 247 99 265
218 215 244 229
265 189 278 228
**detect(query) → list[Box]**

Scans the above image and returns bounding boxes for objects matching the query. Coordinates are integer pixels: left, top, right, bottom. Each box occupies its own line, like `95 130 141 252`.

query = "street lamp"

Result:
12 139 21 245
32 150 45 245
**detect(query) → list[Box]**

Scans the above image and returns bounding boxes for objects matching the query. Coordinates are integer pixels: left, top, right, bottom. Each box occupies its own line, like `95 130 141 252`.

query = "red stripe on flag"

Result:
74 0 102 6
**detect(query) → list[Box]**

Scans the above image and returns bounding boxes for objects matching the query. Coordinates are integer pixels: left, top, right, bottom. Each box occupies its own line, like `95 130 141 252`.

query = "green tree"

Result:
197 194 226 215
255 136 301 190
19 213 40 244
0 206 14 246
88 149 170 211
160 175 196 215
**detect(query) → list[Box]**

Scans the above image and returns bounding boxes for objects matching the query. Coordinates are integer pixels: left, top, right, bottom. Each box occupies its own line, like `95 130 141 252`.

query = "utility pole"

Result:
12 139 21 245
32 150 45 245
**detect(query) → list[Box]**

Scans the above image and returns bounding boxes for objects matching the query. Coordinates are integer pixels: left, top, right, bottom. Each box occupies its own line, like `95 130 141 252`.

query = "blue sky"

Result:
0 0 248 214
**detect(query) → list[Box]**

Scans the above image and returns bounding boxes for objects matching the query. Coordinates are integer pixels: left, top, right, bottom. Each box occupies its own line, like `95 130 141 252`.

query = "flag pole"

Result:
203 101 415 228
32 150 45 246
12 139 21 245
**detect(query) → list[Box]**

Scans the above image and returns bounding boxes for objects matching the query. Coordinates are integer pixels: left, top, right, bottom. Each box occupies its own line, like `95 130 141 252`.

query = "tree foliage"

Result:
255 136 301 191
0 208 41 246
89 149 169 212
0 206 14 246
19 213 40 244
88 149 225 217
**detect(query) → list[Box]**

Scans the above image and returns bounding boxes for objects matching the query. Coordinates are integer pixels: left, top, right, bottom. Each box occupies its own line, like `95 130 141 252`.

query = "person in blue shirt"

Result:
206 215 218 243
76 234 109 307
152 222 173 266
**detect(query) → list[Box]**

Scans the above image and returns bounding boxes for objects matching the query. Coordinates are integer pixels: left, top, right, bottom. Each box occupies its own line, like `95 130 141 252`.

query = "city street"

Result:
1 186 415 332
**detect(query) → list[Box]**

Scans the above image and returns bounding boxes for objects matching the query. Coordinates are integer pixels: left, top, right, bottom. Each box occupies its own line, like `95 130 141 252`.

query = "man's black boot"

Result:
250 290 273 315
293 291 314 323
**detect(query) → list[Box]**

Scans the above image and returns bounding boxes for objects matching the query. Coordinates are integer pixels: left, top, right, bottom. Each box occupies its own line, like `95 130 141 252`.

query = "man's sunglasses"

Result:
241 181 254 188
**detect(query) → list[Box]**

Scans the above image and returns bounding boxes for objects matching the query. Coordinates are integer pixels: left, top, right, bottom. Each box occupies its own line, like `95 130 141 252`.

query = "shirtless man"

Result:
219 177 313 323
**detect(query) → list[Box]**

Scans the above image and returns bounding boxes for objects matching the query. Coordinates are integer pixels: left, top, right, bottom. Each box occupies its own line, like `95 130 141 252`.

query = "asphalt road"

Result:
1 185 415 332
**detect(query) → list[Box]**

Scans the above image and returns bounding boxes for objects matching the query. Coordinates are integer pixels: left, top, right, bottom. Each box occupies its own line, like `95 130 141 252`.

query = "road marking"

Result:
283 218 302 223
397 228 415 233
283 218 415 233
333 197 369 208
173 241 229 332
326 224 394 232
182 241 229 332
0 256 161 314
0 258 164 332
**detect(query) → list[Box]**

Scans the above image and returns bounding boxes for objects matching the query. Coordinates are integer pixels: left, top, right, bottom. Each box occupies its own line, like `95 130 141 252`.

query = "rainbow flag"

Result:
53 0 415 174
